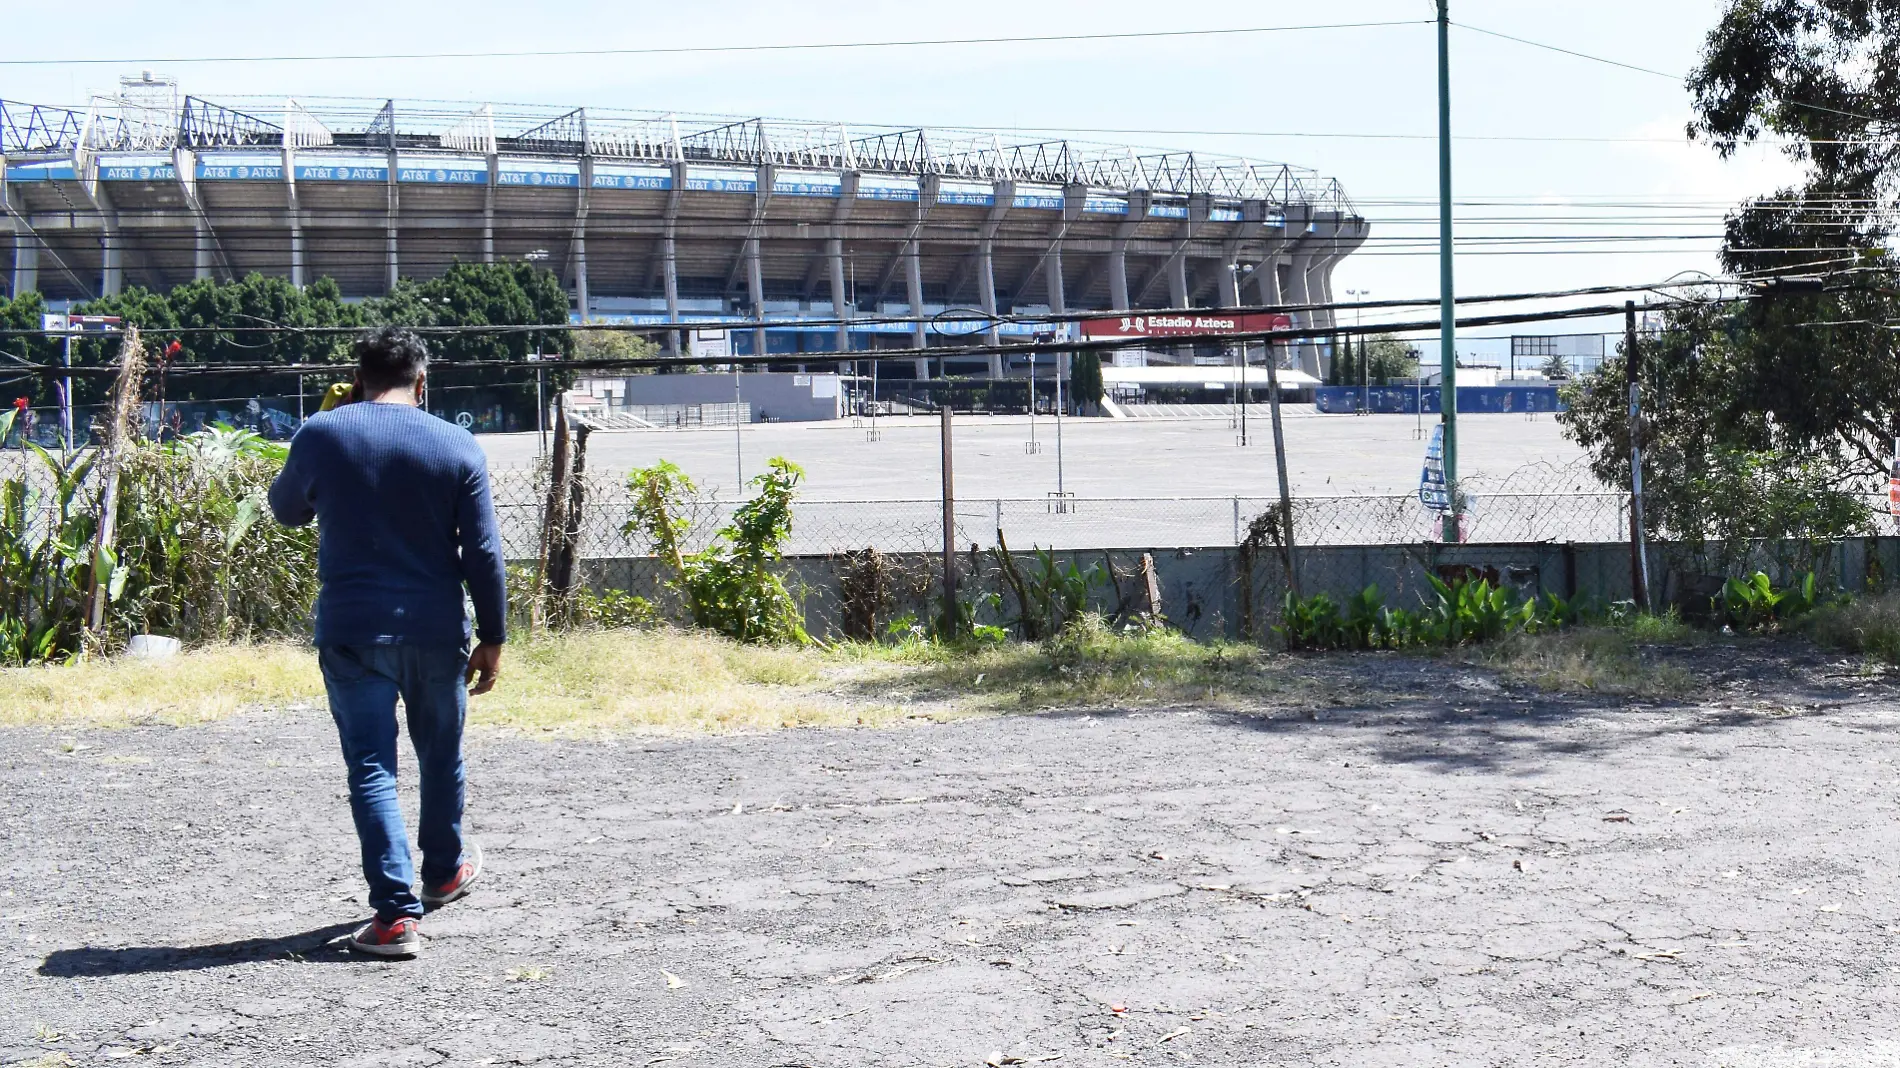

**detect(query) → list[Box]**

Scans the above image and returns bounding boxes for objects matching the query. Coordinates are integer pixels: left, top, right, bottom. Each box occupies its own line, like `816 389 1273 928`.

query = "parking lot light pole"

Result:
1436 0 1461 543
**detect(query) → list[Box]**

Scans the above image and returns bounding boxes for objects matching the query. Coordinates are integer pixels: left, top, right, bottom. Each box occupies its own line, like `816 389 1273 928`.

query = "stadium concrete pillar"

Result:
663 162 686 357
663 234 681 355
1107 253 1130 309
571 157 593 321
1290 213 1346 380
1275 204 1323 377
168 147 217 284
1106 191 1150 311
1167 256 1189 309
12 236 37 297
979 247 1003 378
1045 247 1070 385
1246 207 1293 374
482 152 498 264
977 181 1012 378
195 221 214 282
828 238 849 356
747 242 766 360
1308 215 1368 335
385 144 400 293
906 241 928 380
284 144 305 287
575 236 590 323
1044 247 1067 316
100 231 122 296
745 164 775 360
906 176 936 380
96 186 122 297
828 172 859 359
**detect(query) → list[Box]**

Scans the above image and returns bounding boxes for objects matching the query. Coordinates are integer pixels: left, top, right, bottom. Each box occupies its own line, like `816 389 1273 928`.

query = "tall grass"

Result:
0 421 318 664
113 428 319 644
1801 593 1900 663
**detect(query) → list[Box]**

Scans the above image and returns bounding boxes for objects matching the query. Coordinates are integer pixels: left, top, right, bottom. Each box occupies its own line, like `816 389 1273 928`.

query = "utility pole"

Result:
535 355 548 455
1265 342 1299 599
1054 349 1067 500
1625 301 1651 611
61 331 74 453
940 403 958 633
1237 342 1249 446
1436 0 1460 543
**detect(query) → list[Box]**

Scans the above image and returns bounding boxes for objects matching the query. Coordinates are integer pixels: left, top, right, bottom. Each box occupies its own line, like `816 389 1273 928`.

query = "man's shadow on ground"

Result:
39 921 362 977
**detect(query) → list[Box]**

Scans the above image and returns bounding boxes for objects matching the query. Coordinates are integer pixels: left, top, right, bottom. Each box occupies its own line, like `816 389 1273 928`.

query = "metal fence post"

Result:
940 405 956 630
995 498 1003 543
1233 496 1241 545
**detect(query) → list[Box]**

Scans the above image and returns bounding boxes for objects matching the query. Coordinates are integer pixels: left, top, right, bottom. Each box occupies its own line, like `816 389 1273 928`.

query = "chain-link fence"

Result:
489 461 1655 560
12 443 1895 642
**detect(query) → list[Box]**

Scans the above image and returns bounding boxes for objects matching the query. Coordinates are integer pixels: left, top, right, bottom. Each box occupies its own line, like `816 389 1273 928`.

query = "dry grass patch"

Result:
1800 593 1900 665
480 629 901 736
0 622 1373 733
0 631 902 736
1472 627 1699 698
0 643 322 727
833 618 1324 712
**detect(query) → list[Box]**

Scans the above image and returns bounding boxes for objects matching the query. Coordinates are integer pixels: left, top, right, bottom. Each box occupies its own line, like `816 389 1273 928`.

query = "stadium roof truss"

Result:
0 89 1356 213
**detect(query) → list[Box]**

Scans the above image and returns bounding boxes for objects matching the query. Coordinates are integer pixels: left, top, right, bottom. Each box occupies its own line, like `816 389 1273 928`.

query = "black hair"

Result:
353 326 430 393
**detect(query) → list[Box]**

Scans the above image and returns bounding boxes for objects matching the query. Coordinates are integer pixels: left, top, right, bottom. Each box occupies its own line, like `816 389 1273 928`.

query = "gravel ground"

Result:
6 645 1900 1067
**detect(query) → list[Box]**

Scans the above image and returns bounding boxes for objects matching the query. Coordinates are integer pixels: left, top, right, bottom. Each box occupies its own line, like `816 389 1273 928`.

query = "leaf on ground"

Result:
1158 1027 1190 1043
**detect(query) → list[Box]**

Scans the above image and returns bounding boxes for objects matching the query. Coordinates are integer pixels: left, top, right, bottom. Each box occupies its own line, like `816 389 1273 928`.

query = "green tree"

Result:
0 292 61 406
1557 296 1875 575
370 262 574 411
1328 334 1356 387
76 275 364 404
1557 5 1900 498
1069 351 1104 414
368 261 571 363
573 328 661 371
1690 3 1899 276
1362 335 1416 385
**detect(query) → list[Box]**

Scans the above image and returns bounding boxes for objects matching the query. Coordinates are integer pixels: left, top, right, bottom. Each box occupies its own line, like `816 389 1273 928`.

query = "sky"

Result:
1 0 1804 350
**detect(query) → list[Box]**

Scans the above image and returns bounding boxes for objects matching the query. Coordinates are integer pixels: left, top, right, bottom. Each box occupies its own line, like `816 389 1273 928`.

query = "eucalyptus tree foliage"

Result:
1690 0 1900 275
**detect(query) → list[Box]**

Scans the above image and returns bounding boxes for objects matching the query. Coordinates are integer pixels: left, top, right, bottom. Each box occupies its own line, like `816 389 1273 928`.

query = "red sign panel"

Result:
1077 312 1293 338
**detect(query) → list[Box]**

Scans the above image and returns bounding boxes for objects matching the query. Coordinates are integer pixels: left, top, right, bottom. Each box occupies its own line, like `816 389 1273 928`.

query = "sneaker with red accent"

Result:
347 916 421 959
421 839 483 908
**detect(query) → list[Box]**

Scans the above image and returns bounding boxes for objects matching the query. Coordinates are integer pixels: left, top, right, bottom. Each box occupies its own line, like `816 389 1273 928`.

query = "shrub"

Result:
624 457 809 644
1716 571 1831 631
0 416 317 664
113 425 318 644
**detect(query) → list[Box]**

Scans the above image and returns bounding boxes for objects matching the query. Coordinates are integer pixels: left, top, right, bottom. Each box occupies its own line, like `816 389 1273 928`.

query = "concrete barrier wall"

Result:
564 537 1900 642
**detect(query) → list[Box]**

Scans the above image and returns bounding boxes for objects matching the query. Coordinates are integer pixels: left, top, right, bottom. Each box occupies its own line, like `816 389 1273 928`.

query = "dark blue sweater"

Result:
268 402 508 648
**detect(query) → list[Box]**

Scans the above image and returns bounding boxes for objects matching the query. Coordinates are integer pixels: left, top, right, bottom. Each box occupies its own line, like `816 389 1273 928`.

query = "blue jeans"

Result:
319 644 470 921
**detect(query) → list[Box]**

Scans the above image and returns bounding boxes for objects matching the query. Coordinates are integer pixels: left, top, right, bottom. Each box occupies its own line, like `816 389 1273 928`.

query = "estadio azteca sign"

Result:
1077 313 1293 337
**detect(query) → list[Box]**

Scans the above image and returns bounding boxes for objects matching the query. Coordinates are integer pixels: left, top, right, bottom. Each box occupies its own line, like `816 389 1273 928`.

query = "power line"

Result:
0 20 1426 67
0 280 1745 344
1455 19 1896 130
1454 22 1681 82
0 301 1670 377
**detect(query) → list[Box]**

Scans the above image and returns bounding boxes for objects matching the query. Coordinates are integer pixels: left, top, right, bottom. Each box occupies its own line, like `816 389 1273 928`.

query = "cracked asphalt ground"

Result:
6 650 1900 1066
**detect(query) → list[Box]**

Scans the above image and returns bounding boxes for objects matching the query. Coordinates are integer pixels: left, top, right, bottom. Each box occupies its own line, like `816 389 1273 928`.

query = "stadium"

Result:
1 75 1368 380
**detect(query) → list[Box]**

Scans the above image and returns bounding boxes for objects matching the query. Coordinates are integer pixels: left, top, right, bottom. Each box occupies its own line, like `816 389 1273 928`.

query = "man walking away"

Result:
269 326 507 959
